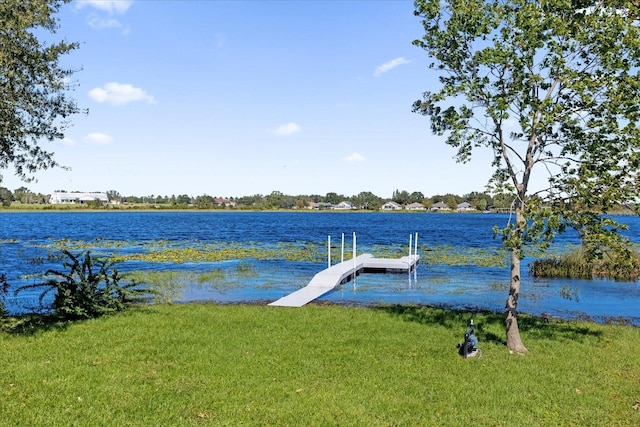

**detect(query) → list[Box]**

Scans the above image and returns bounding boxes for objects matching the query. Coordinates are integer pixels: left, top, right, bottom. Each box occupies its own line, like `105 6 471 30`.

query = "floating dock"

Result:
268 253 420 307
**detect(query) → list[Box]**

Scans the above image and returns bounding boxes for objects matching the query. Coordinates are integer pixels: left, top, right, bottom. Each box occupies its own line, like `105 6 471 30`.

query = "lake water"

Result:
1 211 639 324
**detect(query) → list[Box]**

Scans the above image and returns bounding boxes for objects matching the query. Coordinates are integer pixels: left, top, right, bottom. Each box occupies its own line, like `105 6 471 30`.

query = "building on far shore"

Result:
214 197 236 208
406 202 426 211
381 201 403 211
333 201 354 210
456 202 475 212
431 201 450 211
49 191 109 204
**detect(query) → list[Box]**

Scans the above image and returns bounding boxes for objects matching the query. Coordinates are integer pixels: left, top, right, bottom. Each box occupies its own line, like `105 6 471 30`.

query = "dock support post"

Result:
341 232 345 263
352 232 357 289
414 232 419 280
328 235 331 268
409 233 413 259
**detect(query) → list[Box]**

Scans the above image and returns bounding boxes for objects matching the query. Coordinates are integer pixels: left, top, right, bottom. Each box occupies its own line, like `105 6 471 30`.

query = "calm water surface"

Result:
1 211 639 324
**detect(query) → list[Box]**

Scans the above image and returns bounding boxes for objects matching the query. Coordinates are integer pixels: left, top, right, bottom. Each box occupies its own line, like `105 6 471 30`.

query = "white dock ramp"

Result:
269 253 419 307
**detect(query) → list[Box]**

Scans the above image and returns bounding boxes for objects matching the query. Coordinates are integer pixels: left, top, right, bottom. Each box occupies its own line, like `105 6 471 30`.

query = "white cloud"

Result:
89 82 156 105
76 0 133 14
343 152 365 163
272 122 301 136
374 57 412 77
76 1 132 32
87 15 121 30
85 133 113 144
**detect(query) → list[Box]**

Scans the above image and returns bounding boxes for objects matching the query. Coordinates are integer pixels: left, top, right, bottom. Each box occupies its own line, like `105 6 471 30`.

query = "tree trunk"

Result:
505 208 529 354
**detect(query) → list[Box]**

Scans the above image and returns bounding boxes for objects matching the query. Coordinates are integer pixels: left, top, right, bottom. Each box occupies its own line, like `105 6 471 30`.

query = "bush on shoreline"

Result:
14 250 150 320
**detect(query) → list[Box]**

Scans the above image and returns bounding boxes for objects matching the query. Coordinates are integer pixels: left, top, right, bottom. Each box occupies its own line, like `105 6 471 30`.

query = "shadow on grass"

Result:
0 305 154 336
375 304 603 345
518 314 604 343
1 313 71 336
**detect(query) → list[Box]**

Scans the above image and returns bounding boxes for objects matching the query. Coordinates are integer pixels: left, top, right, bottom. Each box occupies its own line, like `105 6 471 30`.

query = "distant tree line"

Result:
0 186 521 211
0 186 49 207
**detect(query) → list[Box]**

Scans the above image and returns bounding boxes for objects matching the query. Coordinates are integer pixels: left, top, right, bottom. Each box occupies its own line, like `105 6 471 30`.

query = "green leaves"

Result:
414 0 640 253
0 0 82 181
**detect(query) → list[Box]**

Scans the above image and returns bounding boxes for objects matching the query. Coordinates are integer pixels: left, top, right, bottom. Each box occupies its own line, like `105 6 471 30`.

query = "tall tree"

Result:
1 0 82 182
13 186 30 203
392 189 411 205
0 186 13 207
413 0 640 353
409 191 425 203
324 192 343 205
353 191 382 210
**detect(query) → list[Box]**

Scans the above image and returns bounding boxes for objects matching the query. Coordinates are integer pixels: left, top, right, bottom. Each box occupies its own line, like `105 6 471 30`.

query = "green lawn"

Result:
1 304 638 426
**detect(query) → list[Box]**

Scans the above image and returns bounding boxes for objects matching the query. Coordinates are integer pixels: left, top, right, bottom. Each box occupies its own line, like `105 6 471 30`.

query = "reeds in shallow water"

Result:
530 248 640 281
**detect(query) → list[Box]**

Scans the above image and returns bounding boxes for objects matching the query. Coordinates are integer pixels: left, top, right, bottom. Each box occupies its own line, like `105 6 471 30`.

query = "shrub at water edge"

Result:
530 248 640 282
15 250 150 320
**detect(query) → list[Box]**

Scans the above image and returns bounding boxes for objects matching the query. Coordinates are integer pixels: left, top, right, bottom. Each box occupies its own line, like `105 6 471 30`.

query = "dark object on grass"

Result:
456 319 479 358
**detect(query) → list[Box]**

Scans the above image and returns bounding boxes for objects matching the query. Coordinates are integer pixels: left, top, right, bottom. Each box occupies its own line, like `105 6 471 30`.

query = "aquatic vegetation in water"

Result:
236 261 258 277
530 247 640 281
423 275 451 285
255 280 285 290
196 269 225 284
559 285 581 302
29 239 510 269
125 271 187 304
423 245 508 268
38 239 327 264
369 245 409 259
445 288 468 295
126 269 246 303
489 281 505 291
194 270 237 292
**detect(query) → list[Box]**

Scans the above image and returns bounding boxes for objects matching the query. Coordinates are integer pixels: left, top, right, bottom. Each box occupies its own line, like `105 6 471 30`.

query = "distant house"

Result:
49 192 109 204
333 201 354 210
308 202 332 210
406 202 425 211
431 201 450 211
457 202 474 212
214 197 236 207
381 201 403 211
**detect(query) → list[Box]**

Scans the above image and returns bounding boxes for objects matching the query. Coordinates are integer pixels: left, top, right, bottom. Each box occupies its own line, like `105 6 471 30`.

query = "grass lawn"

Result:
1 303 638 426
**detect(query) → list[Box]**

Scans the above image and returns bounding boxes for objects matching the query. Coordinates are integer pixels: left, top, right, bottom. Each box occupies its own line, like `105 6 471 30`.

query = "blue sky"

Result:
2 0 498 199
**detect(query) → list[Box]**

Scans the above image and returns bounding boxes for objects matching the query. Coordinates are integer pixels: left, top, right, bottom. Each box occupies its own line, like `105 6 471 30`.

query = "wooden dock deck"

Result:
268 253 419 307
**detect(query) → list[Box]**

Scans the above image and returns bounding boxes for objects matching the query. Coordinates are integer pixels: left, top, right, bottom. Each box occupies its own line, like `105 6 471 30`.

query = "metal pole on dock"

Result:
328 235 331 268
408 234 413 280
352 232 357 289
414 232 419 280
341 232 345 263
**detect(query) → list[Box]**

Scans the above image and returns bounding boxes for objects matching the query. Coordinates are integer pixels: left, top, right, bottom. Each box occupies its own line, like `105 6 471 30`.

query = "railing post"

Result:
352 232 357 289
